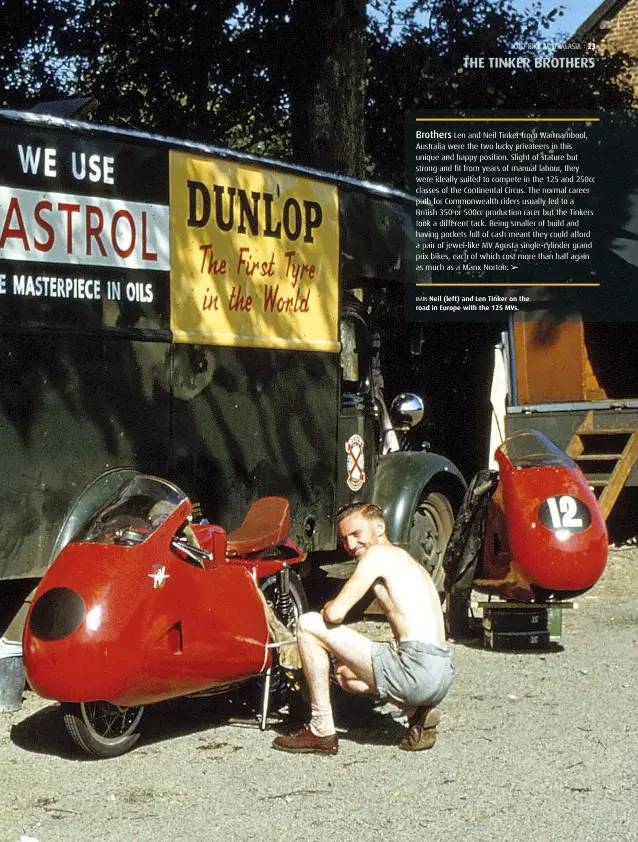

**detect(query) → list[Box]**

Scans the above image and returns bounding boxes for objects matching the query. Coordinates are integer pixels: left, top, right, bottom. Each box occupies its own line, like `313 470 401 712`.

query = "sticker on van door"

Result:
346 434 366 491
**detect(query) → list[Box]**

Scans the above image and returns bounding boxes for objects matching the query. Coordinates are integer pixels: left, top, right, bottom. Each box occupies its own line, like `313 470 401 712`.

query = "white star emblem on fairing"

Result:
148 564 170 589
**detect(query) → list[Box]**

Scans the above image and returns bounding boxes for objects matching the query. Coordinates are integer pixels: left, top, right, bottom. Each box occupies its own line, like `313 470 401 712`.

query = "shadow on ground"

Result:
9 681 407 759
268 688 408 747
9 687 282 760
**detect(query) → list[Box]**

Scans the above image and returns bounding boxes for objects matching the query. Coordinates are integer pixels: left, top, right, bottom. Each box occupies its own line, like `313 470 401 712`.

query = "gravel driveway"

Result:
1 545 636 842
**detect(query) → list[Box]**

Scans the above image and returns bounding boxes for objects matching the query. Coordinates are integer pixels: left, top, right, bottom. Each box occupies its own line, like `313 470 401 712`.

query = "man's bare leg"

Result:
295 612 377 736
295 613 334 736
333 663 376 696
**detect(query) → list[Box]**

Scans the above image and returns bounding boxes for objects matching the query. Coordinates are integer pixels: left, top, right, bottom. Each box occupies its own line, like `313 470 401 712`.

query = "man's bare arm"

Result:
322 548 386 624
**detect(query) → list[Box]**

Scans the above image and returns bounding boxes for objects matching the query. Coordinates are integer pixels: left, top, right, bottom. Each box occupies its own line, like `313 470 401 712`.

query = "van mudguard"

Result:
372 451 466 545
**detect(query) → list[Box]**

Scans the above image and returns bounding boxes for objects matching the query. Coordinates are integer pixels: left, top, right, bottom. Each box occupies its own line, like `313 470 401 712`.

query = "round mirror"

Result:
390 393 425 429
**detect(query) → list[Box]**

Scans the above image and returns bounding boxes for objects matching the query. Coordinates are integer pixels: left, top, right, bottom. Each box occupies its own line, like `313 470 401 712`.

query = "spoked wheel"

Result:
63 700 145 758
407 490 455 593
260 569 308 631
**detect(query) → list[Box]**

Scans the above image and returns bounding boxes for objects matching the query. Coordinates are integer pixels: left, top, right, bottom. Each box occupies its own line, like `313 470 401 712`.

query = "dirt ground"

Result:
0 545 637 842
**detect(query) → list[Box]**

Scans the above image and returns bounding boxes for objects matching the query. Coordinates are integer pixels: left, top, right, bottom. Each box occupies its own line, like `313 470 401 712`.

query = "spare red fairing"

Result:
476 431 607 601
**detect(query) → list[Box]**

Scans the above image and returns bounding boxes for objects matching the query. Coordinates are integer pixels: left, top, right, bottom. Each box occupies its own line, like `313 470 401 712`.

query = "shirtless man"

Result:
272 502 454 755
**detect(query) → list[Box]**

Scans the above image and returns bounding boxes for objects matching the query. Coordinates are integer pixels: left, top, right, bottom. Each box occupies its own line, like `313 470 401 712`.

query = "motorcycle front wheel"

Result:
63 700 145 758
259 569 309 715
259 568 309 629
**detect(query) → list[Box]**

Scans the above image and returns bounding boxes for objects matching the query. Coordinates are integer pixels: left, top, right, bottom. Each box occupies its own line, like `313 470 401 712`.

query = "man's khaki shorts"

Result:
371 639 454 707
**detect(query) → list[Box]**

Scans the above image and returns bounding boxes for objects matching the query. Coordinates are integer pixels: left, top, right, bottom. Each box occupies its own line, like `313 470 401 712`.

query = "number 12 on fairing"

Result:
547 496 582 528
539 495 592 533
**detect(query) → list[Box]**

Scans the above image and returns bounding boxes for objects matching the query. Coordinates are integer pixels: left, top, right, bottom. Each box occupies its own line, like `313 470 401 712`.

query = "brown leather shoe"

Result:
399 706 441 751
272 724 338 755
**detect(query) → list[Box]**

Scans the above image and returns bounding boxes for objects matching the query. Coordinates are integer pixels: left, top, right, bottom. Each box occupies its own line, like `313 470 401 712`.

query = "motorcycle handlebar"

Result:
171 537 213 565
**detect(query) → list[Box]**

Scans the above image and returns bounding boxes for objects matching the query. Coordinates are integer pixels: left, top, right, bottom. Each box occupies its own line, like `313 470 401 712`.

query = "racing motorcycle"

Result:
22 470 308 758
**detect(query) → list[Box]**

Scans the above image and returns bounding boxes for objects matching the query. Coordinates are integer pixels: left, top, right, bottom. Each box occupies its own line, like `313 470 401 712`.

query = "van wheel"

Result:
407 491 455 592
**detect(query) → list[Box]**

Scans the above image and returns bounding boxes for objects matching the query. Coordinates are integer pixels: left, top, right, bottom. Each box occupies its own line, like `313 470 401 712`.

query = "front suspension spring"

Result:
274 568 293 627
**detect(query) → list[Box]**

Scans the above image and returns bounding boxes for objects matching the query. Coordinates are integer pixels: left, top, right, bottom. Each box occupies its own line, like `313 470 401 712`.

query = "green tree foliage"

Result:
1 0 634 182
56 0 368 175
57 1 272 143
0 0 70 106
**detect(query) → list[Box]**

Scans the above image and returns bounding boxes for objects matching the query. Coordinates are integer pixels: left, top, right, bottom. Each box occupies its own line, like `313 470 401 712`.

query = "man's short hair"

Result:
337 502 385 524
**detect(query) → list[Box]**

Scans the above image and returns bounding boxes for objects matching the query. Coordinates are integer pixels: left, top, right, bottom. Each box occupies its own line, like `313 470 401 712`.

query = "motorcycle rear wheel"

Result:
63 700 145 758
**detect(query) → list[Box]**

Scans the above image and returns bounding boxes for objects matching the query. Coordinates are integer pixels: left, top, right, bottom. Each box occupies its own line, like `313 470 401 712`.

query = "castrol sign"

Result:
0 187 169 271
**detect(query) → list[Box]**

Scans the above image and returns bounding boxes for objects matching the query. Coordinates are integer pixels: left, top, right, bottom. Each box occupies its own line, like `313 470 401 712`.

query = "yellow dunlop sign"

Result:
169 151 340 351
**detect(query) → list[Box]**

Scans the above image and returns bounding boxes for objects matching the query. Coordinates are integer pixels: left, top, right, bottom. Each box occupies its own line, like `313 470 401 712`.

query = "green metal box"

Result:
481 603 567 649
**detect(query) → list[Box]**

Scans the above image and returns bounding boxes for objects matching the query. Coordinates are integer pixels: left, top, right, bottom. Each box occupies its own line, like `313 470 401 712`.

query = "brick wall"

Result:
591 0 638 93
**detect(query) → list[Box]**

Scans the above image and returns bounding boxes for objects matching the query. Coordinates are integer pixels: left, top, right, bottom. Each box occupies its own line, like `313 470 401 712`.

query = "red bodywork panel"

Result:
476 434 608 601
23 495 301 707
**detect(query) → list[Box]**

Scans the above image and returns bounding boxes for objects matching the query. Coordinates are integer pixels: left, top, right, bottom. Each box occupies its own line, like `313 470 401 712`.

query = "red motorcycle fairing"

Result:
475 431 608 601
24 495 272 708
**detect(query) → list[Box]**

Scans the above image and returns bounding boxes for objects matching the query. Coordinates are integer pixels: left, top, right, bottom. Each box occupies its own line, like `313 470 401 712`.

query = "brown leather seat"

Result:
226 497 292 555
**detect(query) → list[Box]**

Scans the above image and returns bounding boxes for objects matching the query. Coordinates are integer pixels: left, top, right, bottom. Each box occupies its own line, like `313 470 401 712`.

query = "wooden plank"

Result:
513 319 586 404
363 597 385 616
578 409 595 435
566 433 584 458
575 453 624 461
598 432 638 519
566 410 595 458
319 560 356 580
590 428 638 435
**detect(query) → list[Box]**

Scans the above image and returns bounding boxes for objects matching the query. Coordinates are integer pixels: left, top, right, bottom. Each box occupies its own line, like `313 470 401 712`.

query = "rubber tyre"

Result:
63 701 145 758
407 490 455 592
259 569 309 628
